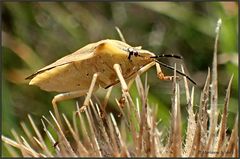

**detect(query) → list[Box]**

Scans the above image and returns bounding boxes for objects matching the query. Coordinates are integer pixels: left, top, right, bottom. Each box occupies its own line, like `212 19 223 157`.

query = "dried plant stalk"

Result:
2 19 238 157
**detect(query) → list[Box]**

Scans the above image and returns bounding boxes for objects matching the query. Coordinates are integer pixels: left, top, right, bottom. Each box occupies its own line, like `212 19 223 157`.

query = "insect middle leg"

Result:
113 64 128 92
114 62 156 108
113 63 137 112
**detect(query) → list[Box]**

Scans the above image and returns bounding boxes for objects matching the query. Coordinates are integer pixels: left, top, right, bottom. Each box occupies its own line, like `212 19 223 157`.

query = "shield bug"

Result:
26 36 195 125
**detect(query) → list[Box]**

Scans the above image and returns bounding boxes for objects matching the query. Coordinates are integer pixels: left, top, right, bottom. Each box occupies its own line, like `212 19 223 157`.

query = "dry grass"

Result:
2 19 238 157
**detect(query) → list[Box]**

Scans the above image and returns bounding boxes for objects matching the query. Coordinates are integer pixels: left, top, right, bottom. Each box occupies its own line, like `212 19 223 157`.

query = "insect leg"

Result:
52 90 88 129
124 61 156 90
116 77 138 108
114 62 156 108
127 61 156 86
80 73 99 112
155 62 179 81
113 64 128 92
100 86 113 118
138 61 156 75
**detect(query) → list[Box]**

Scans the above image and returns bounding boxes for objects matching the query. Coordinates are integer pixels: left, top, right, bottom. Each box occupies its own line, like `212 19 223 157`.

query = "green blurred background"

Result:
2 2 238 156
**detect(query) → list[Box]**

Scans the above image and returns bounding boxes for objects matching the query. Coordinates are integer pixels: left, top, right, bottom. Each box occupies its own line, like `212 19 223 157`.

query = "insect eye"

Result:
127 48 138 60
133 50 138 56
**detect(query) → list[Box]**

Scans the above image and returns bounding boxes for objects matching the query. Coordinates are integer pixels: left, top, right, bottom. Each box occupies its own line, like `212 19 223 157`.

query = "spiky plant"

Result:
2 19 238 157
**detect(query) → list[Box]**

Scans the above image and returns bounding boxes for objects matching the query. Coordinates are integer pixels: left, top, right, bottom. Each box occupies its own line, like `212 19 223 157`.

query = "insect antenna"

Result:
151 54 183 59
154 60 196 85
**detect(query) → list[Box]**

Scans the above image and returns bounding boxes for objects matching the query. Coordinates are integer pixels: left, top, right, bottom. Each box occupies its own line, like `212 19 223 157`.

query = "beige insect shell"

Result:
26 39 155 93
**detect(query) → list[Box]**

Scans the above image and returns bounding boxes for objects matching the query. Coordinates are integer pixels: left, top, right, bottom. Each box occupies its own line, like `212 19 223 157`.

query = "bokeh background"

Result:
2 2 238 156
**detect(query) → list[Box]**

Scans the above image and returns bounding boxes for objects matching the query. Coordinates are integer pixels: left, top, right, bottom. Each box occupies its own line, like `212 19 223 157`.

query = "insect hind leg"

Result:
80 73 99 112
52 90 87 129
52 73 99 128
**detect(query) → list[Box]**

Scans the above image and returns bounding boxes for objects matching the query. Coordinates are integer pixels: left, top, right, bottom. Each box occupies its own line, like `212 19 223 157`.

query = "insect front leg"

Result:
155 62 179 81
126 61 156 88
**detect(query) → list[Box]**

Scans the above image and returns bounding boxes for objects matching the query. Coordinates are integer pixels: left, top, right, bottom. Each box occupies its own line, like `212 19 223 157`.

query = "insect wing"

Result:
26 42 98 79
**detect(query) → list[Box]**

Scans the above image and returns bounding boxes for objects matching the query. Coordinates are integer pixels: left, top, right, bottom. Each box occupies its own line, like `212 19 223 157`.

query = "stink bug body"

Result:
27 40 154 92
26 38 195 126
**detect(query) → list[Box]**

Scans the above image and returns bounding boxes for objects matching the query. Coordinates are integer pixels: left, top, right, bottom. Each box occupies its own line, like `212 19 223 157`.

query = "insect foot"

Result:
157 72 179 81
79 105 87 112
118 96 126 108
123 88 129 93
